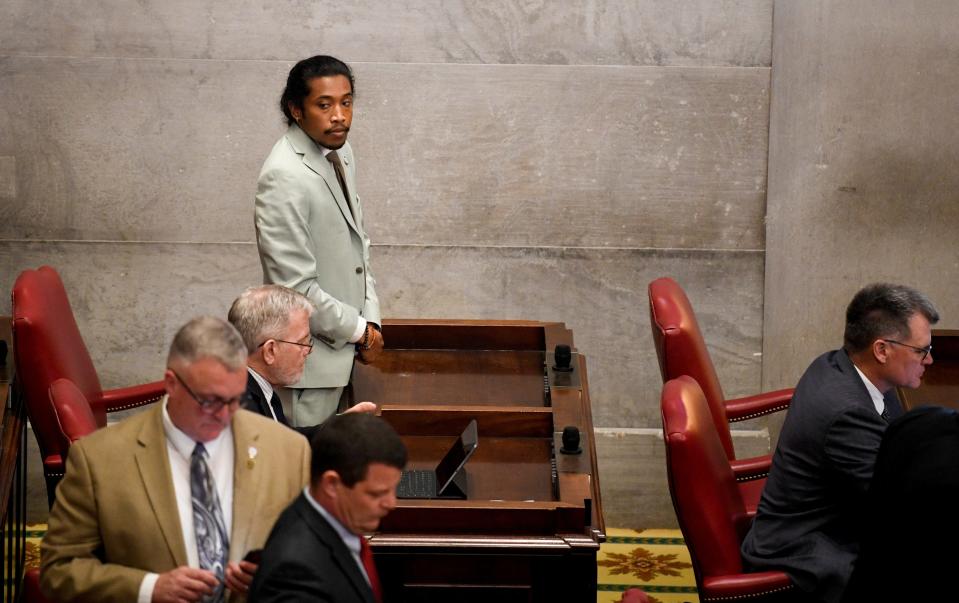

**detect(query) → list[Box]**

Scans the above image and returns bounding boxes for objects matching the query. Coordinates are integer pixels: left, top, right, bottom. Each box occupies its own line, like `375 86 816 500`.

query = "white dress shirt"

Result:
138 398 235 603
853 364 887 416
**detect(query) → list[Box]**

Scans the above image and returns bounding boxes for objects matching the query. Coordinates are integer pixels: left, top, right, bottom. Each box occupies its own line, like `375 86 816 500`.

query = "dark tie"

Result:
326 150 354 219
881 406 890 422
191 443 229 603
269 390 288 425
359 536 383 603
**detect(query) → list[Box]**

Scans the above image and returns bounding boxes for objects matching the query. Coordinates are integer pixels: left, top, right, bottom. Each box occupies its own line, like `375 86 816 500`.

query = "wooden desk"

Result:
898 329 959 411
353 320 605 602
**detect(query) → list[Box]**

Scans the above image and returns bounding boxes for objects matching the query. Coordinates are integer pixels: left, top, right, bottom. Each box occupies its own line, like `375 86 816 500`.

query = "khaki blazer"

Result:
255 124 380 389
40 402 311 603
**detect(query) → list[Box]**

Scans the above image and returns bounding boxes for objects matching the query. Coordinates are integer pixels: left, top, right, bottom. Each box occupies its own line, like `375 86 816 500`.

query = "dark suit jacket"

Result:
844 406 959 601
248 493 377 603
741 349 901 603
244 371 320 442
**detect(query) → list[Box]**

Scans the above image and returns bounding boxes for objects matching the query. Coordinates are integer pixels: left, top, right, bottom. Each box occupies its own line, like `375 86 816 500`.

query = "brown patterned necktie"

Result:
326 150 354 220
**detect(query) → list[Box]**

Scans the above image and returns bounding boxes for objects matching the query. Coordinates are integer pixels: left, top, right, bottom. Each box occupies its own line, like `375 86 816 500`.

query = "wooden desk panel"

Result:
354 349 547 406
357 320 603 602
400 435 555 502
899 329 959 411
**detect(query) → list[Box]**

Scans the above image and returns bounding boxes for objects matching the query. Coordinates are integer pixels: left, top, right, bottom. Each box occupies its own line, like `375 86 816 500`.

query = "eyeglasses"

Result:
882 339 932 362
257 336 314 354
170 369 252 413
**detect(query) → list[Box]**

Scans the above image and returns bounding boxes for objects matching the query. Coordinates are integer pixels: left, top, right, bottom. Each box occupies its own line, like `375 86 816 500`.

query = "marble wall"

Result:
1 1 774 525
763 2 959 400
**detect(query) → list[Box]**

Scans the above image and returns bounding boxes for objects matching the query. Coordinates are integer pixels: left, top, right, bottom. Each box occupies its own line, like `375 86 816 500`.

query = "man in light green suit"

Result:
254 55 383 427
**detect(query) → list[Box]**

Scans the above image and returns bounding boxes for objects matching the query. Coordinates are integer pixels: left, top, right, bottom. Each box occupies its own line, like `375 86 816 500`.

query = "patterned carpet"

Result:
598 528 698 603
17 525 698 602
23 523 44 572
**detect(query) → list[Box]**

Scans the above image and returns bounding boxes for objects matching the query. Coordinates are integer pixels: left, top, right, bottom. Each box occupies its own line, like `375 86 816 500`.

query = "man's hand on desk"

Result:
225 559 257 595
344 401 378 415
357 326 384 365
152 566 218 603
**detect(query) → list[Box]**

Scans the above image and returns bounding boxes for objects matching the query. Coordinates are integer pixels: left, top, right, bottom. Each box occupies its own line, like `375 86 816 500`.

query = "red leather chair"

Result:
23 568 53 603
648 277 792 513
12 266 163 505
49 377 99 447
662 376 795 601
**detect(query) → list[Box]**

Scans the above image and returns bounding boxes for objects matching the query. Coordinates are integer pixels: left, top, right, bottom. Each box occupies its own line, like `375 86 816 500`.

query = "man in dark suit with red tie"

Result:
228 285 376 440
249 413 407 602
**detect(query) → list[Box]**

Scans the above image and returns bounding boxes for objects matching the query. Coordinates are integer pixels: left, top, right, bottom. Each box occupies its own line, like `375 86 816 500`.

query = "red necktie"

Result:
359 536 383 602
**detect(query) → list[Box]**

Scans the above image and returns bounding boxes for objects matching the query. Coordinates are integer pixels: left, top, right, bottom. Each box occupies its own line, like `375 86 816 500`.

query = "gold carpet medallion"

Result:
597 528 698 603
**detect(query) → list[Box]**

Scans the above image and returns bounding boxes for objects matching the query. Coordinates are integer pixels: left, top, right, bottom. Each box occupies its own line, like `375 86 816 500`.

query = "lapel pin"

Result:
247 446 258 469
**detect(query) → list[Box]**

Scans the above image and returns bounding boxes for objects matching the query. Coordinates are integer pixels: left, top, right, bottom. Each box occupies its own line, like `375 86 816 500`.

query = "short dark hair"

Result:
311 414 407 487
843 283 940 353
280 55 354 126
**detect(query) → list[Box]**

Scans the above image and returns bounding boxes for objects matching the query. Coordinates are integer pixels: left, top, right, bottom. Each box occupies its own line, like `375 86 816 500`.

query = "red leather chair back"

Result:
12 266 106 473
649 277 734 459
23 568 53 603
50 378 99 445
661 376 750 585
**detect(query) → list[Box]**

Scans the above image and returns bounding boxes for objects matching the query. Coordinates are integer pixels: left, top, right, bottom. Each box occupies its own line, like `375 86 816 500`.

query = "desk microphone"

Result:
553 344 573 372
561 426 582 454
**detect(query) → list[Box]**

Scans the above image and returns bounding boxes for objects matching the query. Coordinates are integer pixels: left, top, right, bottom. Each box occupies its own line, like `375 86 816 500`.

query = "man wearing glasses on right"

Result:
741 283 939 603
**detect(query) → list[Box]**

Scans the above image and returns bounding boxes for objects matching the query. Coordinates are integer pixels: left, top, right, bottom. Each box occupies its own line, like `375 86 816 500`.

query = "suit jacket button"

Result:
355 266 363 274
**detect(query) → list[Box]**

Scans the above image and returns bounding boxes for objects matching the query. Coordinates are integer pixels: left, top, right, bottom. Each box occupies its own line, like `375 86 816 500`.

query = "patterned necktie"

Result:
191 443 229 602
359 536 383 603
327 150 355 220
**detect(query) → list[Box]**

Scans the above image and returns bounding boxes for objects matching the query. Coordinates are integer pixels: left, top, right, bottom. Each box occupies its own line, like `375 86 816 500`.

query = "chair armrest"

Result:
726 388 794 422
99 381 165 413
42 454 65 476
730 454 772 482
703 571 794 599
24 568 54 603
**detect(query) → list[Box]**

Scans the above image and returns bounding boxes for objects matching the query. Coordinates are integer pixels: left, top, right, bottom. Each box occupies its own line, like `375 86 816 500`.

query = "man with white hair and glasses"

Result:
228 285 376 441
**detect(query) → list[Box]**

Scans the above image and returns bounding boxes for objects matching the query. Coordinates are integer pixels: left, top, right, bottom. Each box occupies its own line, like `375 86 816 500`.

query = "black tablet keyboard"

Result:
397 470 436 498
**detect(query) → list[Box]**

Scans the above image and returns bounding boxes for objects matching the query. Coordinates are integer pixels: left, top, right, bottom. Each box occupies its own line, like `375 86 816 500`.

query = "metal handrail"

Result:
1 318 27 602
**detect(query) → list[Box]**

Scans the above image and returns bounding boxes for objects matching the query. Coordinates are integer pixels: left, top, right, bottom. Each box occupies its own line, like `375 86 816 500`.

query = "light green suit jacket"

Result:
40 403 311 603
254 124 380 389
